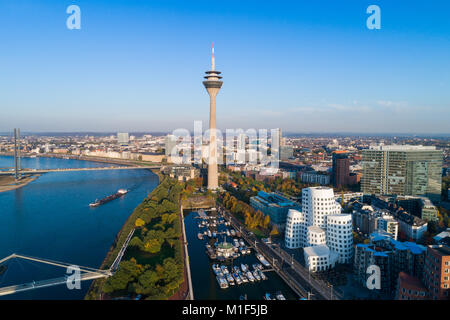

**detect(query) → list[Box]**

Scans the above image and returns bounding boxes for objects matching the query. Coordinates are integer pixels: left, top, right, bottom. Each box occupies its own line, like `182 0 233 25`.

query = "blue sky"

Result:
0 0 449 133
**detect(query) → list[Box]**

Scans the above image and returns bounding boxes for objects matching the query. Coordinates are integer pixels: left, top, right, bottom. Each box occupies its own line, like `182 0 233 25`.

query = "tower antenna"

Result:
211 42 215 71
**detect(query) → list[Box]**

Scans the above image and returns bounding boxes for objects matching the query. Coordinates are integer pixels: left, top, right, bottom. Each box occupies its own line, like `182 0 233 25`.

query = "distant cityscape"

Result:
1 128 449 300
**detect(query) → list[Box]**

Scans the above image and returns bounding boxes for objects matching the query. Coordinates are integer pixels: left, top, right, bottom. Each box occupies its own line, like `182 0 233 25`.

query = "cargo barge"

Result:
89 189 128 207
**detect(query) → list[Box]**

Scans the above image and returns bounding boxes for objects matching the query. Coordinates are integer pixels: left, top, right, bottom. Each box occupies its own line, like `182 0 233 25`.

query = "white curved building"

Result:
284 187 354 269
304 245 339 272
285 209 306 249
302 187 341 229
307 225 326 247
326 214 353 264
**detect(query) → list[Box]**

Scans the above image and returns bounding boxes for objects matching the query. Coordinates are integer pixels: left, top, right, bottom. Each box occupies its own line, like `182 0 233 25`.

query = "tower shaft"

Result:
203 44 223 190
207 90 219 189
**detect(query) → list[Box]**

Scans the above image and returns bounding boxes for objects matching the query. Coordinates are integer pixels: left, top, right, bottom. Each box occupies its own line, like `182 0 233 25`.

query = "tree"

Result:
263 215 270 229
135 218 146 228
144 239 162 254
270 225 279 237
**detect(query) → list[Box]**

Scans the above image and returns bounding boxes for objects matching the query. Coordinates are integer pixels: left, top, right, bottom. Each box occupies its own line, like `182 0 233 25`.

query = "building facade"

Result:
361 145 443 201
332 151 350 188
284 187 353 268
423 245 450 300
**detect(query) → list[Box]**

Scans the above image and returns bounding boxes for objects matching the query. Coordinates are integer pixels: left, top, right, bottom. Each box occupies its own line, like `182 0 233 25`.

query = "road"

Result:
219 206 342 300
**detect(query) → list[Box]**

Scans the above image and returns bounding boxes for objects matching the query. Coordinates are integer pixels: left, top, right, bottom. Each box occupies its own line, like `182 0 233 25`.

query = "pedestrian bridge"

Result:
0 228 134 297
0 253 112 297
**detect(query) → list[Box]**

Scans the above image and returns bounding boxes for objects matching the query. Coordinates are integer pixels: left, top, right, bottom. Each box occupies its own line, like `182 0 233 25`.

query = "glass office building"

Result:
362 145 443 201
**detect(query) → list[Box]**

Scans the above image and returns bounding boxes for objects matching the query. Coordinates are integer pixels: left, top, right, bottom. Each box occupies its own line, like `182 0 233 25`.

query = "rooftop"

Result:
368 145 437 151
304 245 330 257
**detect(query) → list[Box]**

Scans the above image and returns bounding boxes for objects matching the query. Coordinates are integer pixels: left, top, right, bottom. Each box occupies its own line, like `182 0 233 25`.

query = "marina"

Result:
185 209 298 300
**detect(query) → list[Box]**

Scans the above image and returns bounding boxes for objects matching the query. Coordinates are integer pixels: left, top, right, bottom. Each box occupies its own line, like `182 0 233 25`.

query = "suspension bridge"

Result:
0 229 135 297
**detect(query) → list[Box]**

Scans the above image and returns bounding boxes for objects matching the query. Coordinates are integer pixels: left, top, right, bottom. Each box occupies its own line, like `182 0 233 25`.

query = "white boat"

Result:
240 274 249 283
226 274 235 285
240 264 248 273
239 239 245 247
212 264 222 276
207 230 212 237
220 265 229 275
253 270 261 281
233 273 242 285
259 270 267 280
256 253 271 268
247 271 255 282
226 230 231 237
233 239 240 247
230 229 236 236
216 276 228 289
276 291 286 300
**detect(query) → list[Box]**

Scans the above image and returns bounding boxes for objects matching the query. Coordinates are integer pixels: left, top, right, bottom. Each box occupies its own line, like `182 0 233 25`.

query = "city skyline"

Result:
1 1 450 133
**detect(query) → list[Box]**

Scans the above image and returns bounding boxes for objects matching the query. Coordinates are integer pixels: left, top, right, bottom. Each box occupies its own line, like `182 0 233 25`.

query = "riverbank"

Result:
85 173 162 300
85 175 189 300
0 175 40 193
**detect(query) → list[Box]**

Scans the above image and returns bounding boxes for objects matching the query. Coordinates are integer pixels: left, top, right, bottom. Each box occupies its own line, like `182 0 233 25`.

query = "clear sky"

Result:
0 0 449 133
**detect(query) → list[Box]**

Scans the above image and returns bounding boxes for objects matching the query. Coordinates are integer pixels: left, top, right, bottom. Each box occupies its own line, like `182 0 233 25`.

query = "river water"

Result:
0 155 158 300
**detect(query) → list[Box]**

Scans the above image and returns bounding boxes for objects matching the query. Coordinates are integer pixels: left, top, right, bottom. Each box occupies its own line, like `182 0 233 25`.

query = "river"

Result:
0 155 158 300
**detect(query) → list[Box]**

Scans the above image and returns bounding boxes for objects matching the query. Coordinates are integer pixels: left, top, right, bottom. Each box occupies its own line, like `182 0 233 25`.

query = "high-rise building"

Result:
117 132 129 145
165 134 177 157
332 151 350 188
423 245 450 300
361 145 443 201
203 43 222 190
284 187 353 268
280 145 294 161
